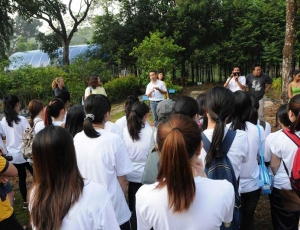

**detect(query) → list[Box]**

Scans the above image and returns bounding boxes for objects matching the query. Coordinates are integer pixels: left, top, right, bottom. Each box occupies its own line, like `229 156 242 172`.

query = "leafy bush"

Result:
104 75 140 102
271 77 281 95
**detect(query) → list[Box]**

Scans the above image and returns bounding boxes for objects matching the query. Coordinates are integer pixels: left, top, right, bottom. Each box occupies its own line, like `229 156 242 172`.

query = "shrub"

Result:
104 75 140 102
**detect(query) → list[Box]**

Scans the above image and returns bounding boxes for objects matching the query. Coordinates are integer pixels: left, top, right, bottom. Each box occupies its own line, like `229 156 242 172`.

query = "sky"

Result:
39 0 119 33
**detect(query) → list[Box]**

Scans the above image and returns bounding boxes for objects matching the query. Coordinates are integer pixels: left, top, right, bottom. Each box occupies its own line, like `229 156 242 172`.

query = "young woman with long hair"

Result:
0 95 33 208
73 94 133 230
136 114 235 229
64 105 85 137
122 101 152 214
288 70 300 100
52 77 67 96
28 99 45 134
115 95 139 132
44 98 66 127
227 90 262 230
29 126 119 230
270 95 300 230
200 87 248 179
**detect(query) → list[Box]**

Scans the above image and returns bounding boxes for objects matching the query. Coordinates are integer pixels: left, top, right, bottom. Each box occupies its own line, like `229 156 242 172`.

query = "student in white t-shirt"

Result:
28 99 45 134
122 101 152 215
74 94 133 230
115 95 139 132
226 91 262 230
270 95 300 230
44 98 66 127
0 95 32 209
136 114 235 230
200 87 249 180
29 126 119 230
264 104 291 163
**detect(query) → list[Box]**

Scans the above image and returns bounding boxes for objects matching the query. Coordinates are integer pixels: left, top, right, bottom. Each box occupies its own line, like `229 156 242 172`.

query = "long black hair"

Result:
125 95 139 119
65 105 85 137
83 94 109 138
127 101 149 141
3 95 20 127
229 91 252 131
205 86 234 166
275 104 291 128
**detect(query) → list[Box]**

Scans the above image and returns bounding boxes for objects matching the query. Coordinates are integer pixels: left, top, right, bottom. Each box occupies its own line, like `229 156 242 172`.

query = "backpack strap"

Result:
33 119 43 129
282 128 300 176
201 129 237 155
283 128 300 147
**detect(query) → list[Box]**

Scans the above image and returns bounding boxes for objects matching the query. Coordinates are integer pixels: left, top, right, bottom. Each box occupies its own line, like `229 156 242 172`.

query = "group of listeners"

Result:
1 67 300 230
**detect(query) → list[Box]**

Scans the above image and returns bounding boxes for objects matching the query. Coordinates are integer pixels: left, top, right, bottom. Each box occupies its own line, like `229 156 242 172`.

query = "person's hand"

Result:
191 158 207 178
0 175 9 185
0 146 4 156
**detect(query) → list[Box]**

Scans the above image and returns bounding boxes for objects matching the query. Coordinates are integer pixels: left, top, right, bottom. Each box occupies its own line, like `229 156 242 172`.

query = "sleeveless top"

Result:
292 84 300 96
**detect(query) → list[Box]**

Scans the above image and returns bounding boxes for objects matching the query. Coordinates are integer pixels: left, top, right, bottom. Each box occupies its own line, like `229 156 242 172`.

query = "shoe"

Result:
23 202 28 209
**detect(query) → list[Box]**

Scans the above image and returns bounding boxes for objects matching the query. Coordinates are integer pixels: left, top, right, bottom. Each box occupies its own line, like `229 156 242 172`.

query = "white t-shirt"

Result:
84 86 107 98
270 130 300 190
226 122 262 193
257 119 271 138
30 180 120 230
0 116 29 164
225 76 246 92
136 176 235 230
33 118 44 134
123 122 153 183
105 121 122 138
145 80 167 101
74 129 133 225
200 127 249 179
265 129 282 162
115 116 127 133
52 121 64 126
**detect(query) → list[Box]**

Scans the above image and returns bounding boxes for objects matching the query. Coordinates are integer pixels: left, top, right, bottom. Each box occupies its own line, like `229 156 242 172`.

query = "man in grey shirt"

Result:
246 64 273 120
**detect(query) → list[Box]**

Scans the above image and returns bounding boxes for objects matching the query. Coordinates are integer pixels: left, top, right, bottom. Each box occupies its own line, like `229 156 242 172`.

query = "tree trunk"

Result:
62 41 70 65
282 0 297 103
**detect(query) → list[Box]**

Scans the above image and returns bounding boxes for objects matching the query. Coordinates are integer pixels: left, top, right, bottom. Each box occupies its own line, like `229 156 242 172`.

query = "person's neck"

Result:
207 118 216 129
53 116 64 122
93 123 105 129
152 78 157 84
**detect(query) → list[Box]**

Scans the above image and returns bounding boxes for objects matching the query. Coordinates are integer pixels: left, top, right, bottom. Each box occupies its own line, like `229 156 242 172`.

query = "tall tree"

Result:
14 0 95 65
282 0 297 102
0 0 13 61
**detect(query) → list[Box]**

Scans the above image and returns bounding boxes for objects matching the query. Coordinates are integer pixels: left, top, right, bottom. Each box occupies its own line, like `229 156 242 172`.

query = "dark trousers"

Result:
13 162 33 202
270 187 299 230
120 220 132 230
240 188 261 230
128 182 142 213
0 212 23 230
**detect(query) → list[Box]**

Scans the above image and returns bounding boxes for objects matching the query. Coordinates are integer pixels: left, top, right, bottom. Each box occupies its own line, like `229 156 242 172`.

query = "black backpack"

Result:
202 130 241 230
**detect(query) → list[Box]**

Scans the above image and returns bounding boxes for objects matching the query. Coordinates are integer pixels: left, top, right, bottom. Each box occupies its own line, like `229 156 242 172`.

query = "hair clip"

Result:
85 114 95 121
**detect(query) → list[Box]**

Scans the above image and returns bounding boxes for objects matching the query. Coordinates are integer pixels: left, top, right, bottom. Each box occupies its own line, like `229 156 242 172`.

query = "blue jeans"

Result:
150 100 161 126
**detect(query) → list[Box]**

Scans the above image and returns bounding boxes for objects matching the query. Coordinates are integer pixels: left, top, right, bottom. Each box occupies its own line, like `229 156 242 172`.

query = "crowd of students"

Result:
1 73 300 230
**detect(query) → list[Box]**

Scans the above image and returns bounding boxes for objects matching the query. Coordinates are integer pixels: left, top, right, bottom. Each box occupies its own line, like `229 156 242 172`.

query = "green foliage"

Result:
36 32 62 60
271 77 282 95
130 31 185 73
0 0 13 60
104 75 140 102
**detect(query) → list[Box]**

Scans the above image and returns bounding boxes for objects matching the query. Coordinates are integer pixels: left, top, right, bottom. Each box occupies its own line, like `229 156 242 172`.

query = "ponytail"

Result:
44 98 65 126
205 87 234 166
127 101 149 141
3 95 20 127
52 78 59 90
125 95 139 119
83 94 109 138
156 114 201 212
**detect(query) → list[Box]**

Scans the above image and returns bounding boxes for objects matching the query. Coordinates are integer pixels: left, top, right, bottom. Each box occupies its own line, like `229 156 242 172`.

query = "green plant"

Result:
104 75 140 102
271 77 281 95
